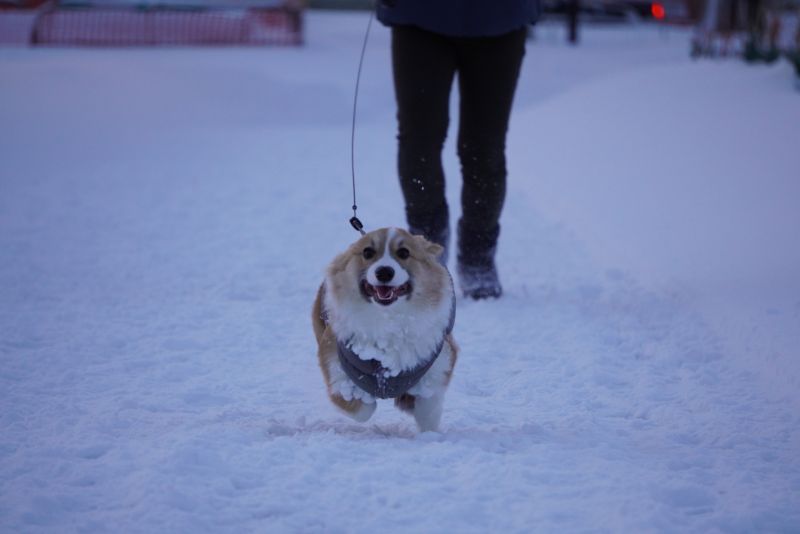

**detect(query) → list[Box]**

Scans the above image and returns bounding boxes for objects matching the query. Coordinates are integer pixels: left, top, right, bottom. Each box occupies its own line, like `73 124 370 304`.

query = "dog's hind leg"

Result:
412 393 445 432
330 394 376 422
394 393 415 414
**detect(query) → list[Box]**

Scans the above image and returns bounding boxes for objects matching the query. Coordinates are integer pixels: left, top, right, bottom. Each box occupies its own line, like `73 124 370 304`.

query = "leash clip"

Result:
350 216 366 236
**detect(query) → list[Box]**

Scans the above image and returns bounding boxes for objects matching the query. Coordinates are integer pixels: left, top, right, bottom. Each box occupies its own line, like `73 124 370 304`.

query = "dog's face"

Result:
326 227 446 308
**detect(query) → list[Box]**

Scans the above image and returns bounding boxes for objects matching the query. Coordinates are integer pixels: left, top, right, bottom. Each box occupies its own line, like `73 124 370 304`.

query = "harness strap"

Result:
337 336 446 399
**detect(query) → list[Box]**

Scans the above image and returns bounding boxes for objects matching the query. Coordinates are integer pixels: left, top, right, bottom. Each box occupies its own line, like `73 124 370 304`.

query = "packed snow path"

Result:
2 12 799 533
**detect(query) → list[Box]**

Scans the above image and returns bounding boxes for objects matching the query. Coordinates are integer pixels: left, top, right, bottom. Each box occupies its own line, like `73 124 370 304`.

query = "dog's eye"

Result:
396 247 410 260
362 247 376 260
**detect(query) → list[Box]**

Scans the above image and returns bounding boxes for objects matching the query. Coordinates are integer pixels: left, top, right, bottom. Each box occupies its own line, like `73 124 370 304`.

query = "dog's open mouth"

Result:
361 280 412 306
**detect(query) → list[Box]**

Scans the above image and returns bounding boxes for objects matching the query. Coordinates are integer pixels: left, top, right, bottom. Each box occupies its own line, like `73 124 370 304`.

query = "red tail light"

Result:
651 2 666 19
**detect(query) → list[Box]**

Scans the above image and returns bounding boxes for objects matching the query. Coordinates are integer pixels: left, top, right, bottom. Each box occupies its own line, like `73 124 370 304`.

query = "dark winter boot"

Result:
456 219 502 299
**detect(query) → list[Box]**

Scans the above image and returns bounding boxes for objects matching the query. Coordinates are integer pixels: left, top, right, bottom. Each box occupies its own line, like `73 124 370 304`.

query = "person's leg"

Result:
454 28 527 298
391 26 457 262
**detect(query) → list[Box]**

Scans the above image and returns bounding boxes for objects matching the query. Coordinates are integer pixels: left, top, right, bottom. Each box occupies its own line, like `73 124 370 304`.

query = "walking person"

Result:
377 0 539 299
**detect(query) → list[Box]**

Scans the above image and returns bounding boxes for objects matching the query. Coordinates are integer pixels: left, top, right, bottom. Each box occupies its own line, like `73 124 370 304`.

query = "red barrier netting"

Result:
0 10 40 44
1 2 303 46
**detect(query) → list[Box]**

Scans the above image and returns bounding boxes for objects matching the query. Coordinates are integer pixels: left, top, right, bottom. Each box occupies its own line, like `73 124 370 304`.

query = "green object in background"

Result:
762 47 780 63
787 51 800 77
743 39 760 62
742 37 783 66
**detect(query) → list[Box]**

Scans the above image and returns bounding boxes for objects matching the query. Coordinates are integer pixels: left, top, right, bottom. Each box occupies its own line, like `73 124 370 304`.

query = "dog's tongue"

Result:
375 286 395 300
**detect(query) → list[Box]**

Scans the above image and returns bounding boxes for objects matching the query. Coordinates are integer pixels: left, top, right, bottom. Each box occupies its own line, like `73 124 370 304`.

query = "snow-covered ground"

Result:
1 11 799 533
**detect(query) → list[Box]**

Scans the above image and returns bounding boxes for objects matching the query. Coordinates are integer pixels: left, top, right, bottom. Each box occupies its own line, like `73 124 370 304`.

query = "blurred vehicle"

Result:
620 0 690 21
542 0 691 23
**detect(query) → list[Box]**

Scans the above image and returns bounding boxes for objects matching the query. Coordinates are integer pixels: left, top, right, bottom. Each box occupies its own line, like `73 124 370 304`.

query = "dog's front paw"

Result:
330 394 377 422
333 376 375 404
350 400 377 422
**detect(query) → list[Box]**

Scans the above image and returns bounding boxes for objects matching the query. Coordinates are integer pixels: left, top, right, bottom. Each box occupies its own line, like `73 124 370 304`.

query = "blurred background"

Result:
0 0 798 57
2 0 800 531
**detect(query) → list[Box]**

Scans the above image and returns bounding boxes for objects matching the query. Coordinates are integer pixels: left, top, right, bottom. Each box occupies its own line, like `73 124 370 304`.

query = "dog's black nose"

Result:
375 266 395 283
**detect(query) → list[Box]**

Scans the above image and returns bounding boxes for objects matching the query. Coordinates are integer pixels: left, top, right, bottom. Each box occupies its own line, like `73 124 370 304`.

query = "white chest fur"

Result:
324 286 452 376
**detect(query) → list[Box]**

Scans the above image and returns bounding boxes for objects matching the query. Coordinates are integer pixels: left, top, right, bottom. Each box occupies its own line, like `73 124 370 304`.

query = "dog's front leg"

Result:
317 331 376 423
326 361 377 422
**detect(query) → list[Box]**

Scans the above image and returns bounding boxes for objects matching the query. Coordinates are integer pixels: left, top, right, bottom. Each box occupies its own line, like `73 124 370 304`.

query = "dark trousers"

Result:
391 25 526 264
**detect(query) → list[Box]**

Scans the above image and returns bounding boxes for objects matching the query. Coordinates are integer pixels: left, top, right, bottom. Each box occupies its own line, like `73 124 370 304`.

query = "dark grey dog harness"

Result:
323 283 456 399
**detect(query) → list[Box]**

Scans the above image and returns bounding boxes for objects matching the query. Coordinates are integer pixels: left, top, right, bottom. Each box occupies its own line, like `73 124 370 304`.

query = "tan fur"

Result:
444 333 459 384
312 228 457 422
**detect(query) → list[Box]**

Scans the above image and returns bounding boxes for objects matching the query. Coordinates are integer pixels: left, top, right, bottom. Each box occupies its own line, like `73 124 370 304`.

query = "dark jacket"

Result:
376 0 540 37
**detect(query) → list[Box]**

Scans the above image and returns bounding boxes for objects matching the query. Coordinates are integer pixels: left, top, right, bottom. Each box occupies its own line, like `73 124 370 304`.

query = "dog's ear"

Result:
426 242 444 259
412 234 443 259
328 240 361 276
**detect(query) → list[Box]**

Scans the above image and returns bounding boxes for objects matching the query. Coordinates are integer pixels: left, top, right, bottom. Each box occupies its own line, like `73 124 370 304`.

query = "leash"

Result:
348 8 374 236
